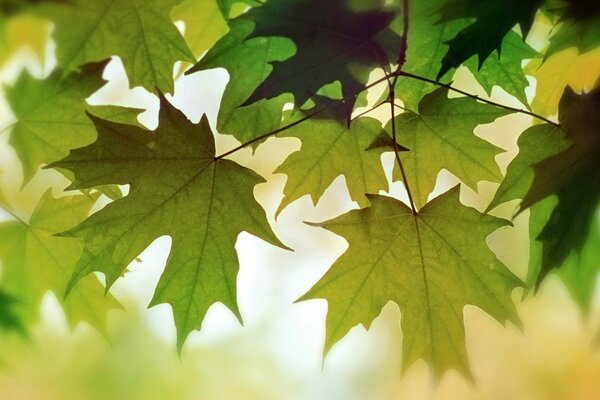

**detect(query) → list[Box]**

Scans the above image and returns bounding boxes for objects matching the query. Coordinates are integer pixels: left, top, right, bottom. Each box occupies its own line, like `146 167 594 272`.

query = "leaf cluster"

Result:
0 0 598 379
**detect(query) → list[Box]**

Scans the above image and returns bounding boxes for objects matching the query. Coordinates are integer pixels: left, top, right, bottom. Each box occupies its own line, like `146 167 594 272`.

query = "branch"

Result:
214 17 558 161
398 71 560 127
388 0 417 214
214 72 398 160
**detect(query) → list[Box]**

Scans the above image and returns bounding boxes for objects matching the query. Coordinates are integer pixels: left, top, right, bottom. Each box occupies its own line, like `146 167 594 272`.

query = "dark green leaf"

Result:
239 0 400 120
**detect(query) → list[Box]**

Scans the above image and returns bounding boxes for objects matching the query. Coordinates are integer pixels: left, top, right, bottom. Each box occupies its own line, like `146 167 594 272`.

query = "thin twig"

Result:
214 0 557 161
389 88 417 214
398 71 560 126
353 99 389 119
387 0 417 214
391 0 410 89
214 72 398 160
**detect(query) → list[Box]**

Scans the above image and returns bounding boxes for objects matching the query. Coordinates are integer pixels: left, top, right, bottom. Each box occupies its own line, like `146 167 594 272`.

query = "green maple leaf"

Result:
388 88 509 208
438 0 541 78
521 87 600 283
40 0 194 94
51 96 286 346
393 0 537 111
6 61 141 183
392 0 462 111
490 87 600 284
463 31 539 108
301 187 520 375
0 191 120 335
275 115 388 216
238 0 399 120
188 21 293 147
487 124 569 212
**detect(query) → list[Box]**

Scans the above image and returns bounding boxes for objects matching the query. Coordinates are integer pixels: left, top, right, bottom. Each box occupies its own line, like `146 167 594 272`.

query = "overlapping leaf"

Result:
463 32 539 108
486 124 568 212
6 61 141 183
238 0 399 120
302 187 520 375
545 0 600 58
0 191 120 334
521 88 600 283
387 88 510 208
438 0 541 78
40 0 194 93
188 21 293 146
394 0 537 110
490 87 600 284
52 96 286 346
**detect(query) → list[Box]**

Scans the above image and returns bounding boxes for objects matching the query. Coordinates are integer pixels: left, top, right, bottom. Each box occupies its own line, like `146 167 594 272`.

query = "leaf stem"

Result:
387 0 417 214
389 88 417 214
0 203 28 227
0 122 16 136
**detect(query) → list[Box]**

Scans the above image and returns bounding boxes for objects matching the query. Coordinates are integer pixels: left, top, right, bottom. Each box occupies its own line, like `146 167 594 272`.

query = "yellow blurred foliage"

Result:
527 49 600 117
0 14 49 67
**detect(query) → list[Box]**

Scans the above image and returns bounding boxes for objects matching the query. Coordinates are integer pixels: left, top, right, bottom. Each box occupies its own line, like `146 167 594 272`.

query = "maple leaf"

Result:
238 0 399 120
463 32 539 108
275 114 388 216
51 96 287 347
391 0 462 110
486 124 569 212
545 0 600 58
0 191 120 335
521 87 600 283
188 21 294 147
392 0 537 111
387 88 510 208
437 0 541 78
490 87 600 284
6 61 141 183
39 0 195 94
301 187 520 375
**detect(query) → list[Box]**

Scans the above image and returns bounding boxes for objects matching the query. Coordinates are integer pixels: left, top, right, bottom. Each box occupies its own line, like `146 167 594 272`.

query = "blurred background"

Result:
0 5 600 400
